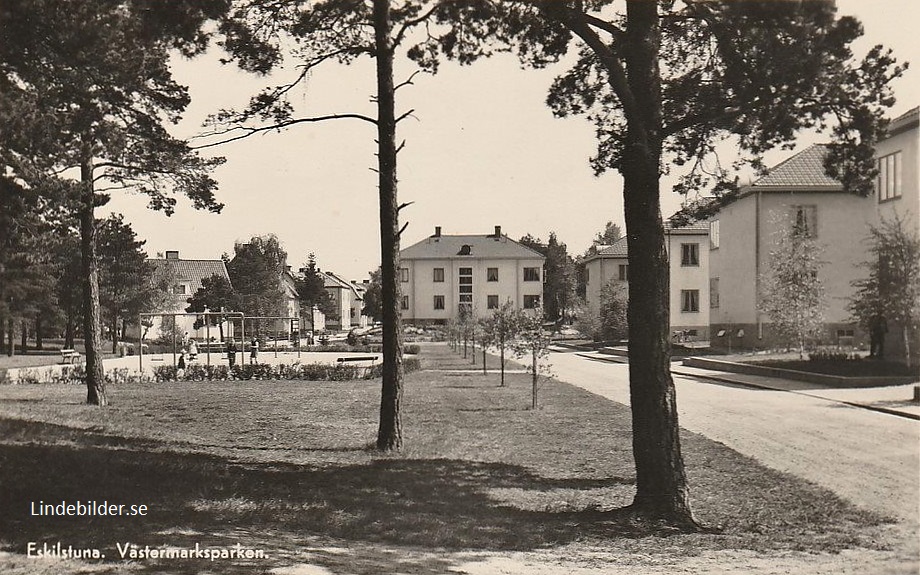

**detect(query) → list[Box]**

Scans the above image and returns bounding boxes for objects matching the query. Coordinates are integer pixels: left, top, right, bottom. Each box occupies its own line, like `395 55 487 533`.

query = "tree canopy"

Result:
413 0 904 526
226 235 289 319
0 0 229 405
849 215 920 367
295 254 338 320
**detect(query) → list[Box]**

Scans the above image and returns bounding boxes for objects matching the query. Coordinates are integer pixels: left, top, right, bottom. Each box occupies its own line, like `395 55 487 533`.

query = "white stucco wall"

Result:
708 196 759 325
875 119 919 238
402 257 544 322
666 230 710 334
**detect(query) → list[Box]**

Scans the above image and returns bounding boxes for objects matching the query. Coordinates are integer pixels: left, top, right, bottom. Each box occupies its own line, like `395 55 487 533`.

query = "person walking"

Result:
226 338 237 368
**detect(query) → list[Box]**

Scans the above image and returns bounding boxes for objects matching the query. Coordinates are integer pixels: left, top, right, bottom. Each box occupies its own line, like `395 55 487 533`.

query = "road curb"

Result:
672 368 920 421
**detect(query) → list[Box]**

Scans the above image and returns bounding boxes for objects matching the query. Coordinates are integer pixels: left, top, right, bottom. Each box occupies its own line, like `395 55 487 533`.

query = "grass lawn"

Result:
0 343 898 574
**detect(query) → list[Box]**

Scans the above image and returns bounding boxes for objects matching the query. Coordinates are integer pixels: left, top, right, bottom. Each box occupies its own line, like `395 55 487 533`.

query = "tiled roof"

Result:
751 144 842 189
588 236 629 260
887 106 919 137
584 223 708 262
665 220 709 232
323 271 363 299
152 258 230 294
401 234 545 260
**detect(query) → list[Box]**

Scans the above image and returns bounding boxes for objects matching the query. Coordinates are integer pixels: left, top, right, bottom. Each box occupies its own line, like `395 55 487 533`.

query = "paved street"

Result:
548 350 920 524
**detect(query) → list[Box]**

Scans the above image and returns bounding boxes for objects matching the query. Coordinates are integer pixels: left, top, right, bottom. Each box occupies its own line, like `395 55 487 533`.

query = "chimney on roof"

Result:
165 250 179 260
286 265 292 272
493 225 502 240
434 226 441 237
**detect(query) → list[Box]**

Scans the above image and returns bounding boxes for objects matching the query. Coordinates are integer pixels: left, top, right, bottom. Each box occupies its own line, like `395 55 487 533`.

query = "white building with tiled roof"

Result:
399 226 545 324
148 250 235 340
583 222 711 341
708 106 919 352
155 250 232 304
322 270 368 330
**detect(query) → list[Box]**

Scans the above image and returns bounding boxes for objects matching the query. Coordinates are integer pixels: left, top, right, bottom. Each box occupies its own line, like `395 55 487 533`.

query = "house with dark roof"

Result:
399 226 545 324
706 110 920 351
148 250 235 340
154 250 231 305
583 221 711 341
322 270 369 331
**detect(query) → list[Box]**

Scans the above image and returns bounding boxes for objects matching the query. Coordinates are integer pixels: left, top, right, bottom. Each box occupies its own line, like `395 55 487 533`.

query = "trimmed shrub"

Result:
808 350 862 362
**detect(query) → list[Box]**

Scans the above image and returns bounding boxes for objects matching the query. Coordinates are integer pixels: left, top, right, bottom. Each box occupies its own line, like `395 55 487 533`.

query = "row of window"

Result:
400 266 541 282
401 294 541 311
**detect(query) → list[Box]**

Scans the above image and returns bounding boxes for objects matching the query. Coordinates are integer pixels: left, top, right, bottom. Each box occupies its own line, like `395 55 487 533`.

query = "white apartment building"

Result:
583 222 711 341
399 226 545 324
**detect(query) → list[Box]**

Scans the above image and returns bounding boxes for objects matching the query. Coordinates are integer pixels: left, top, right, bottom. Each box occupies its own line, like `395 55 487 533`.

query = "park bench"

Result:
336 356 378 364
60 349 82 364
336 355 379 377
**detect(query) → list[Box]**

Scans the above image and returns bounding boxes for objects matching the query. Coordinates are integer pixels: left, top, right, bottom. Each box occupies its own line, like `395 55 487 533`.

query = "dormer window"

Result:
458 244 473 256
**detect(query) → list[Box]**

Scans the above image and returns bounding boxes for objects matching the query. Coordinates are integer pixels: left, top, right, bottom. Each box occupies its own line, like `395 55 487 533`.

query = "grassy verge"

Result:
0 343 894 574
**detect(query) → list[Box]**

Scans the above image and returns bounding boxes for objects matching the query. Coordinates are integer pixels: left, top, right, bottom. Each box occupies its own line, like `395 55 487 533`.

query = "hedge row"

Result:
154 357 422 382
10 366 150 386
5 357 422 385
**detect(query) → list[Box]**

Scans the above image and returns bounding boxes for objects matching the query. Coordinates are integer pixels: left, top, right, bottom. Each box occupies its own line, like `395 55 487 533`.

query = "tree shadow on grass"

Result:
0 417 646 574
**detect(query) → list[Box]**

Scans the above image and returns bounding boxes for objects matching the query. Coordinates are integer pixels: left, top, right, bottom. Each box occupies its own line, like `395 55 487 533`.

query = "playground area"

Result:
2 349 381 384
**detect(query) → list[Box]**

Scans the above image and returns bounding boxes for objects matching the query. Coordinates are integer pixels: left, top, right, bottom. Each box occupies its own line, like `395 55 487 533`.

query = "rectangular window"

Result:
399 267 409 282
487 295 499 309
487 267 499 282
524 295 541 309
433 295 445 310
710 220 720 249
877 151 903 202
792 205 818 238
400 295 409 310
433 267 444 282
709 277 720 309
618 264 628 281
523 267 540 282
680 243 699 266
681 289 700 313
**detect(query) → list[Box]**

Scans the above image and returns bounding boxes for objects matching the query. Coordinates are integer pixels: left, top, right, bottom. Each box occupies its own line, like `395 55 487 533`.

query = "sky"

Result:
102 0 920 282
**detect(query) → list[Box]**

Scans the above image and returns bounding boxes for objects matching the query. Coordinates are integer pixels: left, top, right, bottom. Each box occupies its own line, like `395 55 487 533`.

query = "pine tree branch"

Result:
191 113 378 149
394 70 422 91
392 5 440 47
394 109 417 124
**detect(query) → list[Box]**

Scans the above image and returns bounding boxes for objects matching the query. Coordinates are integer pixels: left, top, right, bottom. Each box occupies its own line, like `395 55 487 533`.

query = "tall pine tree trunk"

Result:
36 317 43 350
374 0 404 451
80 150 107 406
622 0 695 525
